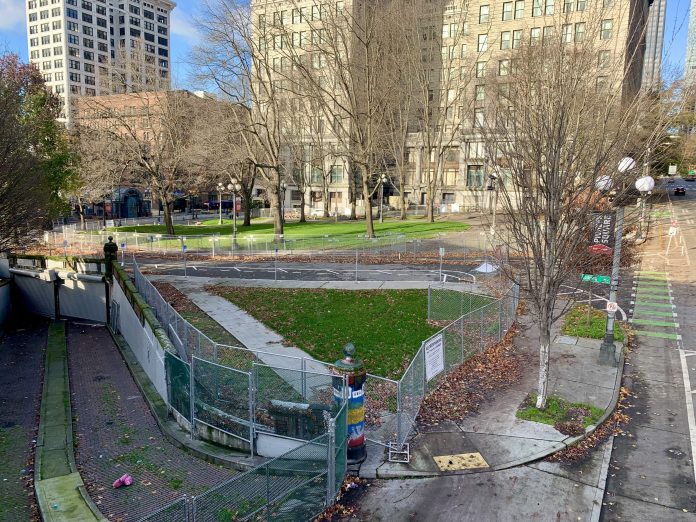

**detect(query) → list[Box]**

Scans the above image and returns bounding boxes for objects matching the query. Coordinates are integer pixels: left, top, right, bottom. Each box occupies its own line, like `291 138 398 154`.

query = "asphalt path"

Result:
601 177 696 520
127 258 488 284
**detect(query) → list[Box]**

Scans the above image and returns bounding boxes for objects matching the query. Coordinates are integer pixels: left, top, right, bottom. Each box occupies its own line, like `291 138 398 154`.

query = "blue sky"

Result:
0 0 692 86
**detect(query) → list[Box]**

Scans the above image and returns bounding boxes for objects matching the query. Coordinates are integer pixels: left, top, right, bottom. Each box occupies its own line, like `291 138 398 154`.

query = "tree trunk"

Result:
400 190 407 220
323 182 330 218
361 166 375 237
76 200 86 231
270 189 284 241
162 196 175 235
242 193 252 226
535 320 552 409
299 191 307 223
426 190 435 223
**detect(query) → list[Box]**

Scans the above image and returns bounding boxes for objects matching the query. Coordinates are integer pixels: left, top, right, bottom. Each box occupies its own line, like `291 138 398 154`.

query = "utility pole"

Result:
599 206 623 366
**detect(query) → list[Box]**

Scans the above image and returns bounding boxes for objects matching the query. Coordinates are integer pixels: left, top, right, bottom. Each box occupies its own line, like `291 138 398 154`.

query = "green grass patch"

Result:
561 304 624 343
110 216 468 238
181 311 243 347
516 393 604 428
213 287 439 378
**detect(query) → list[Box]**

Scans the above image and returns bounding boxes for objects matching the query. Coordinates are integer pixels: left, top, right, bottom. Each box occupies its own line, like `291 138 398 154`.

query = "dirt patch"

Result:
151 281 200 314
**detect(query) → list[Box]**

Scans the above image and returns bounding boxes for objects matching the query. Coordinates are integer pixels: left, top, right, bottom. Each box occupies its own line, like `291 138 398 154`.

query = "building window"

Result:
68 34 79 44
475 61 487 77
70 84 81 94
69 72 80 82
66 8 77 18
467 165 484 187
477 34 488 52
330 165 344 183
603 0 614 6
30 50 40 59
67 21 78 31
576 0 586 10
499 59 510 76
84 51 94 61
53 33 61 42
596 76 608 90
53 46 62 55
545 0 554 14
562 24 572 43
563 0 573 11
512 29 522 48
52 20 61 30
84 63 94 72
29 13 38 21
479 5 489 23
530 27 541 44
69 59 80 69
30 38 39 46
474 108 485 127
600 19 613 39
575 22 586 41
598 50 611 68
515 0 525 18
502 2 513 20
500 31 511 49
532 0 542 16
40 23 49 31
42 48 51 57
475 84 485 101
54 59 63 68
543 25 554 42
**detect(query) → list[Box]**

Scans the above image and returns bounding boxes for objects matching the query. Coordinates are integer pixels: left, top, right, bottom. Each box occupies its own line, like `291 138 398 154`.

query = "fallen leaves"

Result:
416 326 522 427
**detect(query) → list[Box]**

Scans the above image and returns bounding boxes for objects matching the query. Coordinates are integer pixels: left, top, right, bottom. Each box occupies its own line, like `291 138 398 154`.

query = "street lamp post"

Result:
217 182 225 225
487 173 499 237
635 172 655 241
599 157 636 366
230 177 241 244
379 173 388 224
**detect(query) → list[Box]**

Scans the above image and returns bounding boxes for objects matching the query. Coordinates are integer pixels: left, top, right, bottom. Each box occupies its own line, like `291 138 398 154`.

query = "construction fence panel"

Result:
193 356 252 443
136 497 190 522
165 351 191 422
396 347 425 445
363 375 399 447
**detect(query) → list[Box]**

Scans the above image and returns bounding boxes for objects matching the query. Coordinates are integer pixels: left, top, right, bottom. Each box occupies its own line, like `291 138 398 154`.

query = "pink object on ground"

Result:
112 474 134 488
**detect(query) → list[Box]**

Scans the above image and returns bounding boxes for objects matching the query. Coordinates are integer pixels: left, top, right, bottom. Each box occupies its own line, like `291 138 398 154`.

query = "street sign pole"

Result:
599 206 623 367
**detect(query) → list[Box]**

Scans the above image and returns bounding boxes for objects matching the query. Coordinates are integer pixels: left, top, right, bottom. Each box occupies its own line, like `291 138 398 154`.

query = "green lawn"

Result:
561 304 625 342
210 287 440 378
110 217 469 239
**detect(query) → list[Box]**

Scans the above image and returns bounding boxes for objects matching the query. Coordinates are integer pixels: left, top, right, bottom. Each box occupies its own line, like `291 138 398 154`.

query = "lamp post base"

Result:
599 339 618 367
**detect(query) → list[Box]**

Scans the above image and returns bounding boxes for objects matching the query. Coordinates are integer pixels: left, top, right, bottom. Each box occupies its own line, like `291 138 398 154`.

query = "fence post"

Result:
460 316 465 363
327 417 336 505
189 358 196 440
248 368 255 457
427 285 431 321
498 299 503 342
301 358 307 400
396 380 402 444
479 308 485 352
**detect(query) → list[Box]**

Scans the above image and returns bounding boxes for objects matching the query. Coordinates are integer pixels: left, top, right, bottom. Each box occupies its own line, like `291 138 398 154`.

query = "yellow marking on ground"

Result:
433 452 489 471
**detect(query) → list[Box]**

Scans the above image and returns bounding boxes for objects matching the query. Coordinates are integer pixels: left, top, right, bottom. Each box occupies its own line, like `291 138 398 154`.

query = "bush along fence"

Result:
112 264 348 522
130 262 518 461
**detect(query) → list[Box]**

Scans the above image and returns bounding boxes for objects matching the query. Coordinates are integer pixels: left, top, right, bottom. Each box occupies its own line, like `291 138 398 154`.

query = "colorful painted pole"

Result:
334 343 367 464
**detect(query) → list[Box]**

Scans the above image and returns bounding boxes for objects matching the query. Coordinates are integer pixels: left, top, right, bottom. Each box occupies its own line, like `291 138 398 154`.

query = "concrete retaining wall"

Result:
0 280 10 327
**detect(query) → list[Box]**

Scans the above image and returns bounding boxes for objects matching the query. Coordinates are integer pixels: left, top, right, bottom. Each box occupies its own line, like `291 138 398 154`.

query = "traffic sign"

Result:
606 301 618 313
439 247 445 257
669 226 678 237
581 273 611 284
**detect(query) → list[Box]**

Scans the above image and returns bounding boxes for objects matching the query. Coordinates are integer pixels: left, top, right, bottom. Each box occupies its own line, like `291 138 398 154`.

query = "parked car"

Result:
667 177 676 184
674 186 687 196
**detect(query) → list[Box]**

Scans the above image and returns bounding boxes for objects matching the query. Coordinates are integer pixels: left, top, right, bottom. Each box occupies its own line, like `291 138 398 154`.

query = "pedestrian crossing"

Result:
629 270 682 341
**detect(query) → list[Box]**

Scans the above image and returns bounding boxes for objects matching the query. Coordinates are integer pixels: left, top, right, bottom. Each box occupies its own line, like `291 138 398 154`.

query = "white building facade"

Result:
25 0 175 125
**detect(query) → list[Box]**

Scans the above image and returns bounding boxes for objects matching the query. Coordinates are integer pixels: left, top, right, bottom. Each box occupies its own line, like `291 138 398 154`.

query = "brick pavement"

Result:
66 323 235 521
0 316 47 522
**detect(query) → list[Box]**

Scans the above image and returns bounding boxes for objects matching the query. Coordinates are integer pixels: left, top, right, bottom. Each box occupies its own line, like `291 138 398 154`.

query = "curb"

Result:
35 320 105 522
109 328 261 472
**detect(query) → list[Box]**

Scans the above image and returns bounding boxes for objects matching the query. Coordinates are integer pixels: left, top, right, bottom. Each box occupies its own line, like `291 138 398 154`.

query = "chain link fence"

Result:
388 283 519 446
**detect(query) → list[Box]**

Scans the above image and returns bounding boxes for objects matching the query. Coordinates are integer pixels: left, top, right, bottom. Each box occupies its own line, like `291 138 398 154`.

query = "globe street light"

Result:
487 172 499 237
635 174 655 241
379 173 388 223
599 156 636 366
230 177 242 244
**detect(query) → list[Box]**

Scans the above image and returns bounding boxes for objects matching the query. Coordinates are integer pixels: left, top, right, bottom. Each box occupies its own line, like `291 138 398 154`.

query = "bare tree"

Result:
75 89 208 235
195 0 294 240
478 11 666 408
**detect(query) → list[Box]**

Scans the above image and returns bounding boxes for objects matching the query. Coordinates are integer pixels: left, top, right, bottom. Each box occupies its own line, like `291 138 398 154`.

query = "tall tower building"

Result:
642 0 665 89
687 0 696 81
25 0 175 125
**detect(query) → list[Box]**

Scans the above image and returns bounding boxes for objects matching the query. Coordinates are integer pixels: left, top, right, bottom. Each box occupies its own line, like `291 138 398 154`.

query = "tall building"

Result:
253 0 650 214
25 0 175 125
642 0 666 89
687 0 696 81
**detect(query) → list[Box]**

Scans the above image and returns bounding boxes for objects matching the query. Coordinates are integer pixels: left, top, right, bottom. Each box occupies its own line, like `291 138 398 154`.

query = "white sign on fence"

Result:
669 164 677 175
424 334 445 381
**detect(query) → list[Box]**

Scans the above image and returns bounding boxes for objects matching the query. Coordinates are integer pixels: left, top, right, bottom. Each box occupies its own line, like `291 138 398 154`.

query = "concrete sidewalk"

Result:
367 313 623 478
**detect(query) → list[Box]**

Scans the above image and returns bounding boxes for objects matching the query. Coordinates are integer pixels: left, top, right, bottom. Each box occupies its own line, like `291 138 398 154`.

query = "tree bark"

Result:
535 321 551 409
361 166 375 237
299 192 306 223
242 190 252 226
162 195 175 235
269 188 284 241
426 190 435 223
400 192 407 220
323 183 330 218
